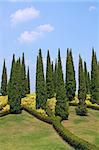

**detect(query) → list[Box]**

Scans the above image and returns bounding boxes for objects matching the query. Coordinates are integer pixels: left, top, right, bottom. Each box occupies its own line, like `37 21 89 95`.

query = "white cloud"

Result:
37 24 54 32
89 6 96 12
10 7 40 25
18 24 54 43
18 30 43 43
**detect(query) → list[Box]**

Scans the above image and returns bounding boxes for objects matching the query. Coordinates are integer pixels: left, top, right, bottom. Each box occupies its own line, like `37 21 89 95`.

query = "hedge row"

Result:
0 111 9 117
69 102 99 110
23 105 98 150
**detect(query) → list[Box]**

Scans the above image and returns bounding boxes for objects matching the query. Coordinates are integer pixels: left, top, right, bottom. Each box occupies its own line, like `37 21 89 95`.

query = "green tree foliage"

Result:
91 49 99 104
46 50 54 99
26 66 30 94
55 49 69 120
53 59 58 94
21 53 27 98
36 49 47 109
1 59 7 96
76 55 87 116
8 57 22 114
65 48 76 101
84 61 89 94
87 72 91 94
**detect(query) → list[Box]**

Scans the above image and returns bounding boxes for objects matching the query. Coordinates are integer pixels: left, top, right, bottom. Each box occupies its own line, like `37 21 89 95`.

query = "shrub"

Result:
75 104 88 116
47 97 57 113
0 96 8 110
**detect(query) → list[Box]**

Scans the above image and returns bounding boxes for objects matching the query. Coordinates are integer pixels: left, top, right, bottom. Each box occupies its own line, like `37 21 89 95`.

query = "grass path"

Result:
0 111 73 150
62 106 99 147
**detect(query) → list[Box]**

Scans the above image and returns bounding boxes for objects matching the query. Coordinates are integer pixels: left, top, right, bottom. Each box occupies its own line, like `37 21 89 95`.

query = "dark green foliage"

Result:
53 59 58 94
87 72 91 94
8 57 22 114
26 66 30 94
46 50 54 99
65 48 76 101
55 49 69 120
1 59 7 96
21 53 27 98
84 61 90 94
91 49 99 104
76 55 87 116
36 49 47 109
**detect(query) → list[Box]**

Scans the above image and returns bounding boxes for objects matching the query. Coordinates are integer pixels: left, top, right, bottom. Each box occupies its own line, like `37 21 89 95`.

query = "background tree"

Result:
53 59 58 94
21 53 27 98
1 59 7 96
26 66 30 94
84 61 89 94
65 48 76 101
76 55 87 116
91 49 99 104
55 49 69 120
8 57 22 114
36 49 47 109
46 50 54 99
87 72 91 94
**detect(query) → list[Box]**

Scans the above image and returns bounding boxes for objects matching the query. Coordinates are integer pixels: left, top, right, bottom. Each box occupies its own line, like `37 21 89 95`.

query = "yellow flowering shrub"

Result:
21 93 36 109
36 108 47 116
47 97 57 112
85 100 92 105
0 96 8 109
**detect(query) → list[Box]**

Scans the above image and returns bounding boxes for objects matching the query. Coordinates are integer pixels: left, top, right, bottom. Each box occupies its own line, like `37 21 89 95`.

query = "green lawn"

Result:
0 111 73 150
62 106 99 147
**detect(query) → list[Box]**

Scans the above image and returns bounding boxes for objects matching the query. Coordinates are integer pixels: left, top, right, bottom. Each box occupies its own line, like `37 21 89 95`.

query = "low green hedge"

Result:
23 106 52 124
0 111 9 117
70 102 99 110
23 105 98 150
53 120 98 150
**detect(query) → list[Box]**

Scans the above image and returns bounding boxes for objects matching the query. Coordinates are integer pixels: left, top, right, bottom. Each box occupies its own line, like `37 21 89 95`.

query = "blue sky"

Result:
0 0 99 92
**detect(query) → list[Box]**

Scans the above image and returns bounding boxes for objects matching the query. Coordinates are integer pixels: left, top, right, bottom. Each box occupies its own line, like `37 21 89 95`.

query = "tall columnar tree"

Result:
55 49 69 120
1 59 7 96
36 49 47 109
53 59 58 94
91 49 99 104
8 57 22 114
26 66 30 94
65 48 76 101
84 61 89 94
76 55 87 116
87 72 91 94
46 50 54 99
21 53 27 98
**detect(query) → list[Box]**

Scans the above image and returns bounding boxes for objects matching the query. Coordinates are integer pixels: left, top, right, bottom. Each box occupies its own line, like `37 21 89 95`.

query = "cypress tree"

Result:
36 49 47 109
26 66 30 94
53 59 58 94
84 61 89 94
76 55 87 116
91 49 99 104
8 57 22 114
55 49 69 120
46 50 54 99
21 53 27 98
65 48 76 101
1 59 7 96
87 72 91 94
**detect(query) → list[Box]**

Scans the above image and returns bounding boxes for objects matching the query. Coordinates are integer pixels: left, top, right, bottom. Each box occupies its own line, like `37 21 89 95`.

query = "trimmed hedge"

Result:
70 102 99 110
23 106 52 124
0 111 9 117
23 105 98 150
